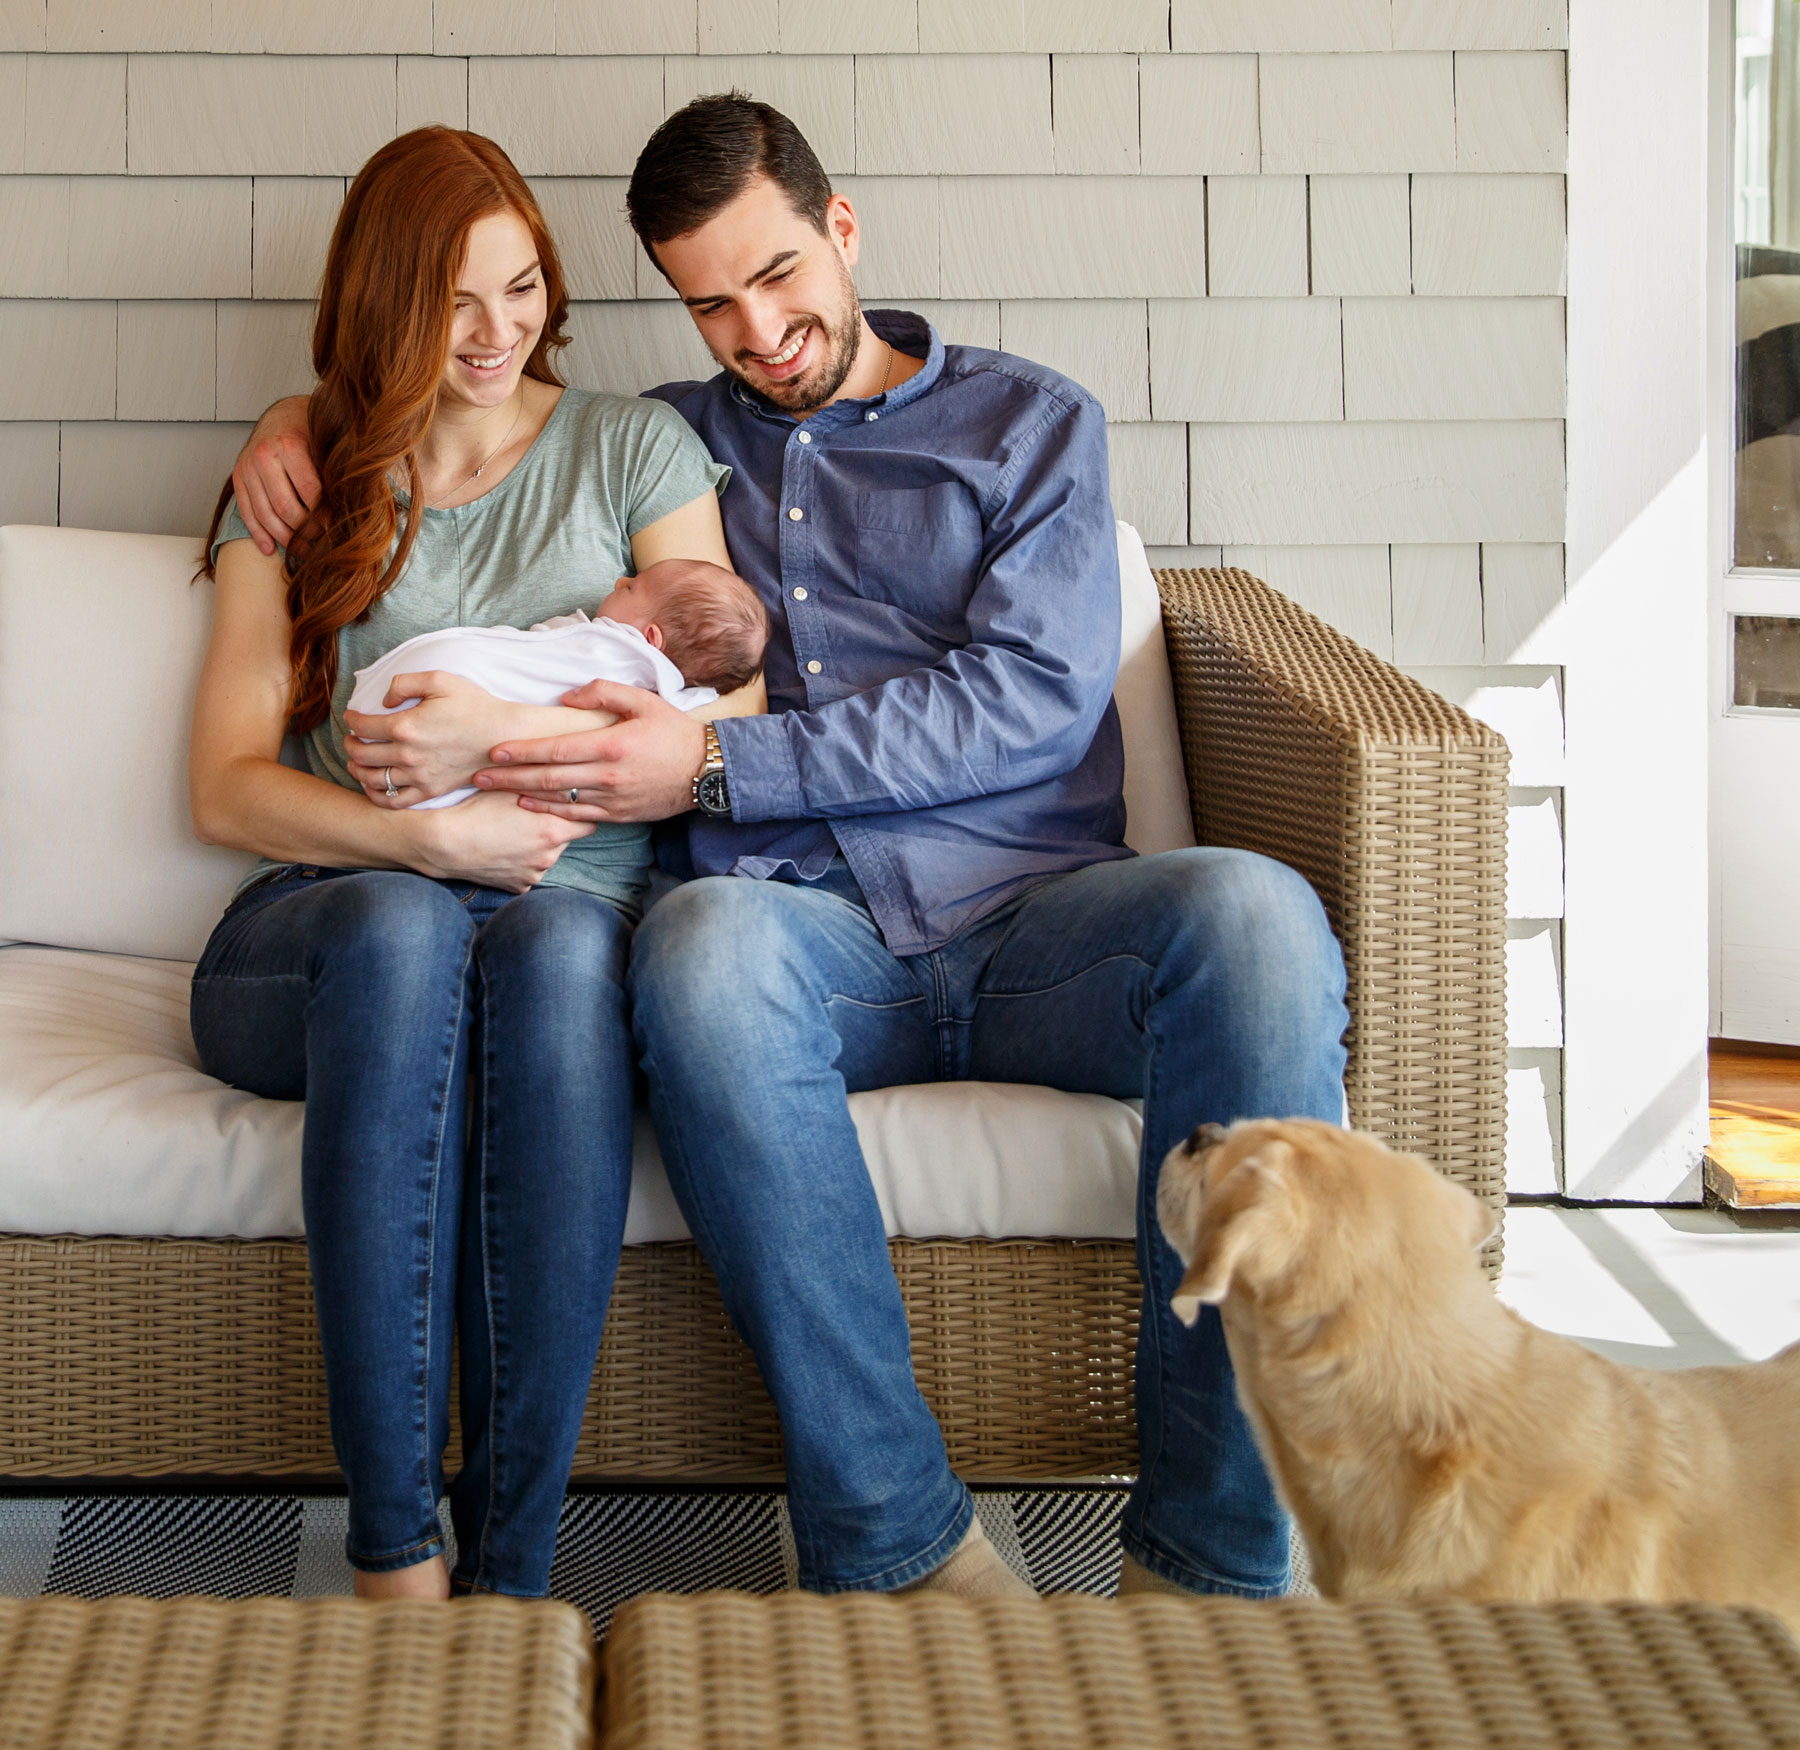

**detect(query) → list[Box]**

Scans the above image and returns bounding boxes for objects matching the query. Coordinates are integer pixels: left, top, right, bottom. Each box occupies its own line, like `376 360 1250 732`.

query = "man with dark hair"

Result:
231 97 1348 1601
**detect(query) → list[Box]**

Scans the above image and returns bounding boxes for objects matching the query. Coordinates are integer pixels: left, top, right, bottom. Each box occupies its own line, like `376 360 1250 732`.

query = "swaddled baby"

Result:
348 557 769 808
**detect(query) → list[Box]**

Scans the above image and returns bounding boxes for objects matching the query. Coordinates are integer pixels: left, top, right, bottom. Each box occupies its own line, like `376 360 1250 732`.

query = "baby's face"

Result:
596 569 667 638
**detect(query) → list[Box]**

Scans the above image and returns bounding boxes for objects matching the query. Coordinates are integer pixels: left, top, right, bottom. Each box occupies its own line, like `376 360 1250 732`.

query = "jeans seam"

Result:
975 952 1159 1003
347 1529 447 1570
468 962 502 1594
417 926 476 1558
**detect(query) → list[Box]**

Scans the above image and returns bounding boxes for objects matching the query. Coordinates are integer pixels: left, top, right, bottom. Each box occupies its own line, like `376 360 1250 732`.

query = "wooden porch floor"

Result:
1705 1040 1800 1208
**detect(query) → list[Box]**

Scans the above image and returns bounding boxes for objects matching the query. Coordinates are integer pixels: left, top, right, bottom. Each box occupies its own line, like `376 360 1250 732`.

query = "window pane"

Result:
1735 1 1800 568
1733 614 1800 708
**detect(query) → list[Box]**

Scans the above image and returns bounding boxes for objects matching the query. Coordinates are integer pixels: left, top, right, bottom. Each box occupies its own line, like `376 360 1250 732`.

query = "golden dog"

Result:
1156 1117 1800 1631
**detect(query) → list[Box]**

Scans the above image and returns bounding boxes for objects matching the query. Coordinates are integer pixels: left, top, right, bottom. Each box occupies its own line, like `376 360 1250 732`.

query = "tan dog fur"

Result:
1156 1118 1800 1632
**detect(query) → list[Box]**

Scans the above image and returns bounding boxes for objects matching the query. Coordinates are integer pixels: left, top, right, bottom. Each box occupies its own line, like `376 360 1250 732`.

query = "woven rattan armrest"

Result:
1155 569 1510 1268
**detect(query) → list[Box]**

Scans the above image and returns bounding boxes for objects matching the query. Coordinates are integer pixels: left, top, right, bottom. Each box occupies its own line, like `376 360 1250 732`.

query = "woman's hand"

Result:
408 791 594 893
346 671 625 807
345 671 517 806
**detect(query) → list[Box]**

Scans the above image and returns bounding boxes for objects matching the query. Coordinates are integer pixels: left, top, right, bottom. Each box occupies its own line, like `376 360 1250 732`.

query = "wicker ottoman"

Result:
0 1595 595 1749
600 1592 1800 1749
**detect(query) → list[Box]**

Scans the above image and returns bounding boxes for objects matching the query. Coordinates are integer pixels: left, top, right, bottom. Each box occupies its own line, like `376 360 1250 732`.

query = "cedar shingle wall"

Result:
0 1 1569 1187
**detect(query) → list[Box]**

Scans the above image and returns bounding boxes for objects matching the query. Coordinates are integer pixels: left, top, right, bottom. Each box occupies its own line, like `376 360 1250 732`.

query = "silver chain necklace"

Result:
432 389 526 505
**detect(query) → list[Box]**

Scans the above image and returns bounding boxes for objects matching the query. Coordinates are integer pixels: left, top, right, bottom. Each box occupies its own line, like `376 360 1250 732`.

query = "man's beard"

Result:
723 267 864 414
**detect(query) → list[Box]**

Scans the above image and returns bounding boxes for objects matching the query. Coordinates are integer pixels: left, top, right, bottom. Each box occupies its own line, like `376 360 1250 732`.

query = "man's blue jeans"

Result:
629 848 1348 1594
190 867 635 1595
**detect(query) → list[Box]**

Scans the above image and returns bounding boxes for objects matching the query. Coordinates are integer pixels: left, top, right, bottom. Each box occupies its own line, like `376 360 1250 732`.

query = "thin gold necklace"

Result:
879 340 895 395
433 390 526 505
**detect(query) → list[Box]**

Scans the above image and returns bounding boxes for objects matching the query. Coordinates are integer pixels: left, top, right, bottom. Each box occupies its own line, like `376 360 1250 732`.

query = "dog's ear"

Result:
1169 1142 1290 1325
1463 1188 1499 1250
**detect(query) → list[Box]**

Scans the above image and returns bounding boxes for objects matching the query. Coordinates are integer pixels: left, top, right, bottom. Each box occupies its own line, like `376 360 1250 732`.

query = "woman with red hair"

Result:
188 128 745 1599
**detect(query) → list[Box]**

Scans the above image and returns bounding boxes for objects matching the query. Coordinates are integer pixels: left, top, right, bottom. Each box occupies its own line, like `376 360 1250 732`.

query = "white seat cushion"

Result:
0 944 1142 1244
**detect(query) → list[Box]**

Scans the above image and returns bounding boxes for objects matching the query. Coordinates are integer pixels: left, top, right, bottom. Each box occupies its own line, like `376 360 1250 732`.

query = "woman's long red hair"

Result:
205 128 571 733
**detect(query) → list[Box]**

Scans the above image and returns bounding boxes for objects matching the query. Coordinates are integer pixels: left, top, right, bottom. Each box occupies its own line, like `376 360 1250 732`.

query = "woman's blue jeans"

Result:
190 866 635 1595
630 848 1349 1595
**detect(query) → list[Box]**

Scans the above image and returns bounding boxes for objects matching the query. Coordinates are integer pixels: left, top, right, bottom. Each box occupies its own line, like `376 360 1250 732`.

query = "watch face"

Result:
696 768 731 817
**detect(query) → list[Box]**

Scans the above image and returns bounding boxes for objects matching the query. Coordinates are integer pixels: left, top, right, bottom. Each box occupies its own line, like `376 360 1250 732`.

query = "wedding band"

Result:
568 788 579 803
384 767 398 799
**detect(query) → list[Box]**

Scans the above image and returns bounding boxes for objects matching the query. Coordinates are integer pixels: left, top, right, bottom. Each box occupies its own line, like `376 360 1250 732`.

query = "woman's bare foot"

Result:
353 1553 451 1600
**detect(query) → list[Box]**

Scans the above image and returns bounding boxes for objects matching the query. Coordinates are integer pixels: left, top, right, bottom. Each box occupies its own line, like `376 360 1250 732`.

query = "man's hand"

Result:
231 395 318 556
476 680 709 823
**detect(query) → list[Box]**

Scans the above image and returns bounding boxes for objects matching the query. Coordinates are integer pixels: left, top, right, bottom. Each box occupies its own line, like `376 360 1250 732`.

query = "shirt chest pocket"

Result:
854 482 984 618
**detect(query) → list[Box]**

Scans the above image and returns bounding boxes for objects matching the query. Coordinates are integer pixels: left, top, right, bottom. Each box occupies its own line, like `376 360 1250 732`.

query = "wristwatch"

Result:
692 722 731 817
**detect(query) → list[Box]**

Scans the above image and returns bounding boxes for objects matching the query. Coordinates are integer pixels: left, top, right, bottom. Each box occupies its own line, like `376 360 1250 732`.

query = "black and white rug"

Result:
0 1489 1135 1636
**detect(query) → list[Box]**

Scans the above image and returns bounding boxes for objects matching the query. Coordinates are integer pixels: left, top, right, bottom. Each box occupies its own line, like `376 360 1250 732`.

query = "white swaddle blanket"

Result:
346 610 719 809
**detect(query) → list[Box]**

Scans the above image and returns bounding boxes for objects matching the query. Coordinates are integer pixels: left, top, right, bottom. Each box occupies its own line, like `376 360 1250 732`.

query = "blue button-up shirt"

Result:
648 310 1131 957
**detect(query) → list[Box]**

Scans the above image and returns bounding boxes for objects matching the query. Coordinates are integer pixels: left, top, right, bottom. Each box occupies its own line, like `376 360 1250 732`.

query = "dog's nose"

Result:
1186 1122 1230 1158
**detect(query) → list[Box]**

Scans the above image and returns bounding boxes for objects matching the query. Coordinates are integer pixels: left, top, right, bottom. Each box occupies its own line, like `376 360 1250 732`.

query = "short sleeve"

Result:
208 496 272 567
615 395 730 538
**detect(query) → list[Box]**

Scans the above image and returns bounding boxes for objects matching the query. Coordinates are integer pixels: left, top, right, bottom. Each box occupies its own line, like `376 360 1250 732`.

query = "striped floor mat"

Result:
0 1489 1136 1635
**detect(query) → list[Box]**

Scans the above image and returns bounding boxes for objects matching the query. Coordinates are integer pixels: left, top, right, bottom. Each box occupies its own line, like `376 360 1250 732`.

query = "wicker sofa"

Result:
0 520 1507 1486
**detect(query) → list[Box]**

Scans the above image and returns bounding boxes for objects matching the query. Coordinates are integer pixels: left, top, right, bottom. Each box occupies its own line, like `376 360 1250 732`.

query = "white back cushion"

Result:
0 526 256 961
0 520 1191 963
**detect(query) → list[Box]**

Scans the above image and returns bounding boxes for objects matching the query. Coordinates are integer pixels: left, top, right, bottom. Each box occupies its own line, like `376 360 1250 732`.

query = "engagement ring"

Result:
384 768 398 799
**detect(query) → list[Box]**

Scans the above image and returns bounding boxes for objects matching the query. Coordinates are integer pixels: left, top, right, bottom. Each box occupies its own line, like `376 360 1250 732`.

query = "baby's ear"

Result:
643 622 666 650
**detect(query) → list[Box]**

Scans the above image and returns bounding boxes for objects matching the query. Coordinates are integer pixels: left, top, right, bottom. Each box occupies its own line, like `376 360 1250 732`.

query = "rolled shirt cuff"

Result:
714 712 805 823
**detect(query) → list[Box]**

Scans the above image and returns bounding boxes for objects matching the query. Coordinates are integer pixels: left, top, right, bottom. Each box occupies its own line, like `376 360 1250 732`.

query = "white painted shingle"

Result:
919 0 1166 54
1482 541 1567 662
941 177 1206 299
118 301 218 422
1140 56 1258 175
1391 543 1482 664
0 301 114 419
252 178 344 301
217 302 316 420
436 0 553 54
1456 51 1566 172
564 301 717 397
1404 663 1563 784
1342 297 1564 420
0 58 26 171
0 176 70 296
129 56 397 177
1261 53 1455 174
58 420 252 538
1505 920 1562 1048
48 0 204 50
1505 1047 1561 1193
836 176 941 298
1145 545 1225 568
24 53 124 173
1172 0 1387 53
856 56 1051 176
1394 0 1566 52
1206 176 1307 297
529 178 635 301
898 301 1000 350
1150 298 1342 421
1507 789 1564 918
1221 544 1394 659
664 56 855 176
470 57 665 175
1107 423 1187 545
699 0 775 53
69 179 252 299
781 0 914 53
1000 300 1148 421
1412 174 1565 295
212 0 432 53
558 0 697 54
398 56 469 133
1308 175 1411 296
0 422 58 526
1052 56 1139 176
1189 421 1565 544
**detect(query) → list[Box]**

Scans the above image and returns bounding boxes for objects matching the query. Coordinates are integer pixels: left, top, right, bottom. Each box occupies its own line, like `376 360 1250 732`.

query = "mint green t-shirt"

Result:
212 387 729 914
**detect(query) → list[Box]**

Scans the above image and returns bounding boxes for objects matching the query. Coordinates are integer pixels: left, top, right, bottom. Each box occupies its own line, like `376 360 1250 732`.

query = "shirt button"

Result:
865 411 879 422
792 587 808 600
787 506 804 521
806 660 823 674
796 430 812 444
